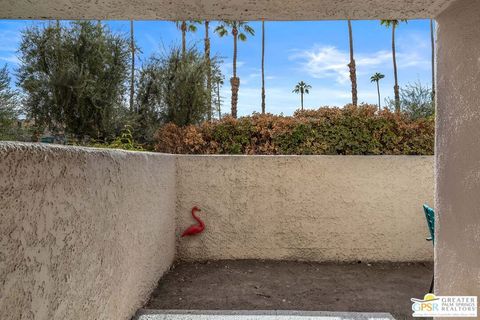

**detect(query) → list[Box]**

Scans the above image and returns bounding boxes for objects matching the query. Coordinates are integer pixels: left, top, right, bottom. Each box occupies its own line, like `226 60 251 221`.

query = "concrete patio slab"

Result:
135 310 396 320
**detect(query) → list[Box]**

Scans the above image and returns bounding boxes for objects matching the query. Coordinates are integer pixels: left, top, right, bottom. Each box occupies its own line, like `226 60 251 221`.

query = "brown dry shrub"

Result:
155 105 434 155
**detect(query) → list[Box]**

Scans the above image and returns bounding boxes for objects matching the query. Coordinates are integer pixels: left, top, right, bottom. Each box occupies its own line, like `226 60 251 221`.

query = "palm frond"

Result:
293 81 311 94
214 25 228 37
380 19 408 28
243 25 255 36
370 72 385 82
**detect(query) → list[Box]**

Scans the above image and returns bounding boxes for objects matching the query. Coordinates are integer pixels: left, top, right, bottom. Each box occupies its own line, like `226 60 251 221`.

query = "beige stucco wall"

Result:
435 0 480 300
0 142 176 320
0 0 454 20
176 155 434 262
0 142 436 320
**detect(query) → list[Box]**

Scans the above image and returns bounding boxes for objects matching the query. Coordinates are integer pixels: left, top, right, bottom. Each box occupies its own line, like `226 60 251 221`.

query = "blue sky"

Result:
0 19 433 116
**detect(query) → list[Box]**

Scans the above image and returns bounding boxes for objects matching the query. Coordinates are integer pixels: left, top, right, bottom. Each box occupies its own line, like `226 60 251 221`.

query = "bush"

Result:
154 105 434 155
387 82 435 120
72 125 145 151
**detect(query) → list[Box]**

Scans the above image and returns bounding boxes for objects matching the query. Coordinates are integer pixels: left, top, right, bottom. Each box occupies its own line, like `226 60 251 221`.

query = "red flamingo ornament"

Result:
181 206 205 237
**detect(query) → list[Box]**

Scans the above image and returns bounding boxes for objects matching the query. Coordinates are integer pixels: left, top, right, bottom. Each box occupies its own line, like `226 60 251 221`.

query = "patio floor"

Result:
143 260 433 320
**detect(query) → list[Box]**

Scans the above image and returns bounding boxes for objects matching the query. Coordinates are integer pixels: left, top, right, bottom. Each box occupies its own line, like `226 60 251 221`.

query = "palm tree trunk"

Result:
230 25 239 118
232 27 237 78
301 91 304 111
205 20 212 121
261 20 266 114
129 20 135 112
376 81 381 112
430 19 435 102
348 20 358 106
181 21 187 57
392 24 400 112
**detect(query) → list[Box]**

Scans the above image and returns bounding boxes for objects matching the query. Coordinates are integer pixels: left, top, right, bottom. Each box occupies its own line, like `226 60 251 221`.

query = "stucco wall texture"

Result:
1 143 435 320
0 0 455 21
0 142 176 320
435 0 480 300
176 155 434 262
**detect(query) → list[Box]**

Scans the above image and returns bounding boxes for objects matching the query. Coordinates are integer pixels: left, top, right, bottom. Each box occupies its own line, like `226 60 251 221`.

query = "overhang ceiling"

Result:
0 0 455 20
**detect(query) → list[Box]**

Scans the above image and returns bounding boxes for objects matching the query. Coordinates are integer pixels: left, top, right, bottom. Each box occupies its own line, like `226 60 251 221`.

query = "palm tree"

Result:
347 20 357 106
205 20 212 121
129 19 135 112
261 19 266 114
370 72 385 111
430 19 435 102
176 20 200 57
380 19 407 113
292 81 312 111
214 21 255 118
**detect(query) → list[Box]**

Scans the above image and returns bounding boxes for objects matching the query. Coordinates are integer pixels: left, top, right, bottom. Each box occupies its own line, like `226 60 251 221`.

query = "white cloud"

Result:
290 46 351 84
290 44 430 85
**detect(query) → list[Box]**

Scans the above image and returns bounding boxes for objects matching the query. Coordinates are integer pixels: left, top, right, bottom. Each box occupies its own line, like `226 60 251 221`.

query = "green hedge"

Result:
154 105 434 155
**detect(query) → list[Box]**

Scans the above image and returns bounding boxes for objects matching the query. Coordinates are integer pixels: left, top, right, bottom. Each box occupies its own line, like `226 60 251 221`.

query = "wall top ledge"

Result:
0 142 433 159
0 141 174 158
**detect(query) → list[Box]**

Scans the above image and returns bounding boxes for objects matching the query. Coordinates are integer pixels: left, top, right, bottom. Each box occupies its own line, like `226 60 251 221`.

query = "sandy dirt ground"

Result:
144 260 433 320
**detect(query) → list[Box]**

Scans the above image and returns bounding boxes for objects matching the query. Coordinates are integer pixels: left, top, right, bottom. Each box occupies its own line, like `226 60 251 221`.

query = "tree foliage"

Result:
387 82 434 120
17 21 130 140
0 66 18 126
214 21 255 42
135 46 223 139
0 65 21 140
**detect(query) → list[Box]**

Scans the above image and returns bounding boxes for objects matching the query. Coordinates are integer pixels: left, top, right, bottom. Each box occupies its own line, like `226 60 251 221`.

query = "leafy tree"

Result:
133 57 163 143
292 81 311 111
136 47 223 131
370 72 385 111
381 19 407 113
347 20 358 106
0 65 20 140
214 21 255 118
17 21 131 140
388 82 434 119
